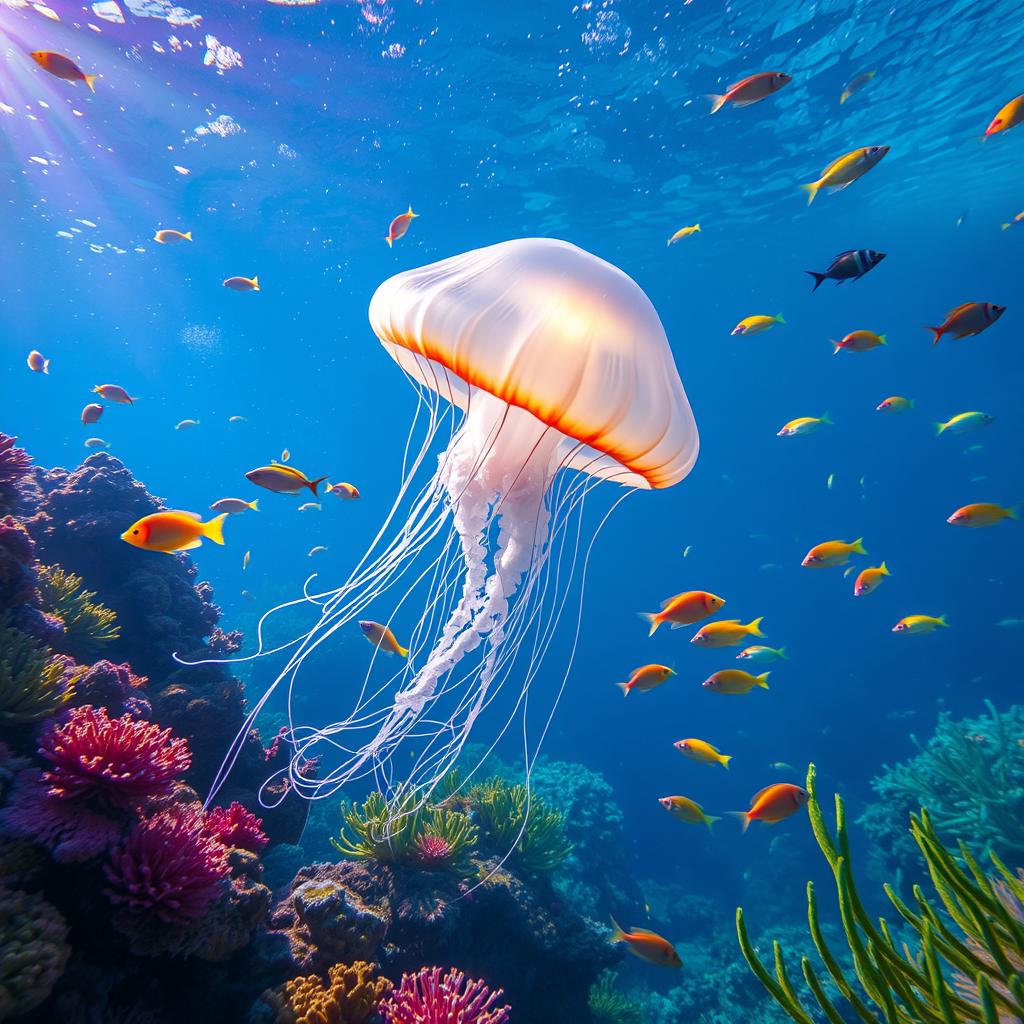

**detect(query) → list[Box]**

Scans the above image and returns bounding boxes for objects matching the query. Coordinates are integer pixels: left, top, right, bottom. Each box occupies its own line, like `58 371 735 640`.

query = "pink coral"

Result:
204 802 268 854
379 967 510 1024
413 833 454 870
39 705 190 809
103 809 229 924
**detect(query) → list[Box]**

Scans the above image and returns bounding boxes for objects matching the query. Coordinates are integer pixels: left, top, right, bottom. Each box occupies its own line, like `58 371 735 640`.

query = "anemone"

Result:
331 790 422 863
36 564 120 655
414 807 478 873
379 967 510 1024
0 616 76 724
264 959 391 1024
587 970 642 1024
736 763 1024 1024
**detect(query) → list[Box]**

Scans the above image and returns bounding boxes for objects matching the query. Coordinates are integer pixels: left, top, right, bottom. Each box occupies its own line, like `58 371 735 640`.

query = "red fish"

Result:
707 72 791 114
386 206 418 247
926 302 1005 345
608 917 682 967
731 783 808 832
31 51 97 92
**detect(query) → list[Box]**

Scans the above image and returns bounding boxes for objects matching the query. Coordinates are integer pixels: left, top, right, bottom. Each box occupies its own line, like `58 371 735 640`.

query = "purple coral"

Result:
379 967 510 1024
204 801 268 854
103 809 229 924
0 436 32 511
68 660 151 720
39 704 190 809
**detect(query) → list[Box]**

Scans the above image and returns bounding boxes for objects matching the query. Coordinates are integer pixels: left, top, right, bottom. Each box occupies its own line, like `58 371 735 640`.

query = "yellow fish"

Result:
802 538 866 568
777 413 832 437
935 412 994 435
359 620 408 657
673 738 731 769
801 146 889 205
947 503 1018 528
154 229 192 244
877 396 913 413
121 510 226 554
326 482 361 500
691 617 764 648
657 796 719 830
703 669 770 695
854 562 891 596
892 614 949 635
667 224 700 246
839 70 876 105
832 330 886 354
608 917 683 967
732 313 784 336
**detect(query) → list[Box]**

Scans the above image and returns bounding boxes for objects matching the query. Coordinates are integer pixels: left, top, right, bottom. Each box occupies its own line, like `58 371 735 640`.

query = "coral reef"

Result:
36 563 120 656
0 885 70 1019
68 658 151 719
0 435 32 516
738 763 1024 1024
0 516 38 611
206 801 270 854
588 970 641 1024
861 701 1024 871
0 615 77 725
262 959 390 1024
379 967 510 1024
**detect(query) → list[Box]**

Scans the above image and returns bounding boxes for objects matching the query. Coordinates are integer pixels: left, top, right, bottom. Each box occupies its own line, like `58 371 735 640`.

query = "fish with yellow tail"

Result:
657 796 719 830
642 590 724 635
877 396 913 414
246 464 327 496
617 663 675 697
839 70 875 105
703 669 770 695
93 384 137 405
777 413 832 437
800 146 889 205
674 738 732 769
802 538 866 568
935 411 993 436
947 503 1018 528
121 510 227 554
154 229 192 244
326 481 361 500
691 617 764 648
892 614 949 635
359 620 408 658
732 313 784 336
386 206 418 247
854 562 891 596
832 330 886 355
608 917 683 967
667 224 700 246
31 51 97 92
730 783 808 832
223 275 260 292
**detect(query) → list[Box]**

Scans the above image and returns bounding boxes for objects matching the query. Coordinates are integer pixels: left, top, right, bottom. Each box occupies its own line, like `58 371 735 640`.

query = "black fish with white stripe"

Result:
805 249 886 291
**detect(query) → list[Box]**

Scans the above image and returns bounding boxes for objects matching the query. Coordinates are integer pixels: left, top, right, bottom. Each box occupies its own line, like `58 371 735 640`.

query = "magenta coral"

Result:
379 967 510 1024
39 704 190 809
204 802 268 854
413 833 454 870
0 435 32 486
103 809 229 924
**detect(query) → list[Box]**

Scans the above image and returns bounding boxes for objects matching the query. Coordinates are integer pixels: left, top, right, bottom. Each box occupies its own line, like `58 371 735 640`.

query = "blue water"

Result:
4 0 1024 999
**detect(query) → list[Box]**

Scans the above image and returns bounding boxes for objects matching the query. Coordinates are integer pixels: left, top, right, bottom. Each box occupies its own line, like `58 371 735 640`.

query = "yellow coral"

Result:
37 564 120 653
0 617 77 724
265 960 391 1024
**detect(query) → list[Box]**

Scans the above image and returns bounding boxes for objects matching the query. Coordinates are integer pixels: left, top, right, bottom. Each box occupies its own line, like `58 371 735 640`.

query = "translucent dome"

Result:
368 237 699 489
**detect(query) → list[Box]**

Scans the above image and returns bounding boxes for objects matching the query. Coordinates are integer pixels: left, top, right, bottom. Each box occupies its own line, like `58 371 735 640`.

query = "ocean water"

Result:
3 0 1024 1017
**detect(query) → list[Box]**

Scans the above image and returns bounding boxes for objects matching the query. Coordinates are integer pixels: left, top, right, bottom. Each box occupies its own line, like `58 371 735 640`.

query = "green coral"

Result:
0 886 70 1019
471 777 573 873
861 701 1024 871
37 564 120 655
736 763 1024 1024
588 970 641 1024
0 617 76 724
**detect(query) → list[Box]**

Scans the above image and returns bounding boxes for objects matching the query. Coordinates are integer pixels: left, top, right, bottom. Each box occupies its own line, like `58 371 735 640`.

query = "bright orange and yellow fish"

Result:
947 503 1018 528
359 620 408 657
731 783 808 832
31 51 97 92
608 917 682 967
121 510 226 553
893 614 948 635
801 146 888 205
802 538 866 568
658 795 719 829
985 94 1024 137
386 206 418 247
617 664 675 697
674 738 731 769
642 590 725 636
703 669 770 695
691 617 764 648
854 562 891 596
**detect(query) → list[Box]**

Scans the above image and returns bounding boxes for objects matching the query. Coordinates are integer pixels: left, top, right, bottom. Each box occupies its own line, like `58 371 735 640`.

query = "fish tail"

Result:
937 614 950 628
719 755 732 771
800 180 821 206
925 325 943 345
694 224 701 232
203 513 228 546
616 682 630 697
831 340 842 355
84 75 97 93
880 561 890 576
805 271 827 292
1008 505 1020 521
756 672 770 689
706 93 728 114
774 313 786 324
704 814 721 830
249 499 260 512
727 811 752 833
879 334 888 345
640 612 661 637
777 646 788 660
42 360 49 374
184 231 193 241
407 205 417 217
608 916 626 944
385 235 393 247
934 421 947 436
308 475 328 496
747 616 765 638
251 276 260 291
396 644 409 659
852 537 867 555
820 411 834 426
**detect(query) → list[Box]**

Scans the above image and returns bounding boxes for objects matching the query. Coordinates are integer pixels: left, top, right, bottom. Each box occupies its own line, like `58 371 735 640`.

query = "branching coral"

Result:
861 701 1024 870
471 777 572 872
0 435 31 515
40 704 191 809
264 959 391 1024
205 801 268 854
37 563 120 654
588 970 642 1024
0 886 70 1019
379 967 510 1024
737 763 1024 1024
0 616 77 724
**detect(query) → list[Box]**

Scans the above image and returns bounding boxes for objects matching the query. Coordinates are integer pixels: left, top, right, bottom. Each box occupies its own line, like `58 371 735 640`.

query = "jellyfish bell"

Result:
195 238 698 818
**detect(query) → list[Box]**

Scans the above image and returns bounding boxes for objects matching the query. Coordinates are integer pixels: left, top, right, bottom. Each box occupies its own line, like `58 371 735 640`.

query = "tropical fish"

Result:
386 206 418 247
707 71 791 113
657 796 719 830
242 550 251 570
936 412 994 435
703 669 770 694
877 396 913 413
308 545 328 557
297 502 321 512
359 620 408 657
826 473 835 490
326 482 361 499
985 94 1024 137
925 303 1005 345
81 403 103 426
642 590 725 636
31 51 97 91
175 419 200 430
667 224 700 245
947 503 1018 528
839 69 875 105
802 538 866 568
777 413 832 437
769 762 796 772
245 464 327 496
732 313 784 336
84 437 110 449
1001 212 1024 231
731 784 808 832
154 229 192 244
800 146 889 205
832 330 886 355
209 497 259 515
692 618 764 648
121 510 226 553
27 350 49 373
674 738 731 769
608 917 683 967
93 384 136 405
854 562 891 596
805 249 885 291
241 589 255 600
617 664 676 697
223 275 260 292
281 449 291 462
892 614 949 635
736 645 787 664
229 415 248 424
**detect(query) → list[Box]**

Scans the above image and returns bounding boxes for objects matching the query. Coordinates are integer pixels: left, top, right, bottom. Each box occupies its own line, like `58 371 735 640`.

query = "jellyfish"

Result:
197 238 698 814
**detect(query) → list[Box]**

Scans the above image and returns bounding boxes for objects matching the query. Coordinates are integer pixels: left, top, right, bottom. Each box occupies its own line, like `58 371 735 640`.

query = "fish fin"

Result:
756 672 770 689
747 617 765 638
820 411 834 426
203 513 227 546
396 644 409 658
1008 506 1020 521
777 646 788 660
826 182 853 194
177 538 202 551
934 422 946 436
407 205 418 217
703 814 720 830
706 93 728 114
43 360 49 374
800 181 820 206
852 537 867 555
879 334 888 345
719 755 732 770
184 231 193 241
385 235 393 247
251 276 260 291
880 561 891 576
774 313 785 323
181 511 203 520
640 612 661 637
937 614 950 628
616 682 630 697
1001 223 1010 231
727 811 752 833
669 622 686 630
629 927 664 938
694 224 701 232
608 916 626 944
307 476 328 496
908 399 915 409
805 271 827 292
249 499 259 512
831 340 842 355
925 326 944 345
84 75 97 93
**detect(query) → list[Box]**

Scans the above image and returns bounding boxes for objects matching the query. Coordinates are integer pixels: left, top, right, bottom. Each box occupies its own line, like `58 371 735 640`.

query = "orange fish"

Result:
642 590 725 636
832 330 886 354
608 917 682 968
707 72 791 114
616 663 675 697
121 510 227 553
27 350 49 374
802 538 866 568
926 302 1005 345
854 562 891 596
730 783 808 832
947 503 1018 528
691 617 764 648
985 95 1024 137
223 275 260 292
81 403 103 426
31 51 97 92
385 206 418 247
359 620 408 657
326 481 361 500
